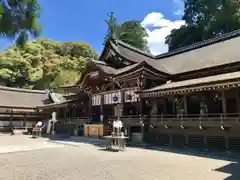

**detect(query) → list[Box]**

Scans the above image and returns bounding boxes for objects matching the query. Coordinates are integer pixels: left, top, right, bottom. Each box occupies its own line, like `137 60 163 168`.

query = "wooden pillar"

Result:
138 74 145 119
64 106 67 120
236 91 240 113
72 104 76 118
139 96 144 132
221 90 227 115
163 98 167 114
225 136 229 151
72 104 77 136
100 94 104 123
63 107 67 135
169 134 173 147
183 95 188 114
150 100 157 117
172 97 176 114
139 96 143 118
185 135 189 147
23 113 26 129
138 74 145 142
89 94 92 120
66 106 71 135
204 135 207 150
120 90 124 117
10 109 13 135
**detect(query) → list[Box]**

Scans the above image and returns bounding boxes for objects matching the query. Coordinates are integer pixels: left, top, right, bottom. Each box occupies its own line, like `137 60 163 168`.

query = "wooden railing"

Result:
55 117 91 125
67 117 91 124
55 113 240 128
147 113 240 127
108 115 141 126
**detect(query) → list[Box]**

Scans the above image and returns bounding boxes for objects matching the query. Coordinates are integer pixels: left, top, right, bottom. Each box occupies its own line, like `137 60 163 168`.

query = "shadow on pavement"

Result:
98 148 120 153
131 145 240 180
46 135 240 179
214 162 240 180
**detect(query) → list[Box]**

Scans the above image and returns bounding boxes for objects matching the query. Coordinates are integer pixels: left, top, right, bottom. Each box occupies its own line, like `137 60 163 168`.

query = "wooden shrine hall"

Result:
38 29 240 151
0 86 71 132
0 86 52 131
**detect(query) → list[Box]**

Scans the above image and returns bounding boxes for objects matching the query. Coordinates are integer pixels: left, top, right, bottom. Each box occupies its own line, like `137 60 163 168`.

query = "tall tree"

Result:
165 0 240 51
0 39 98 90
0 0 41 47
104 12 149 52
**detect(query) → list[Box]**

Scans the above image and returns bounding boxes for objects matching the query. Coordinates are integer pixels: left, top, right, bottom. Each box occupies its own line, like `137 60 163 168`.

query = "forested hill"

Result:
0 39 98 91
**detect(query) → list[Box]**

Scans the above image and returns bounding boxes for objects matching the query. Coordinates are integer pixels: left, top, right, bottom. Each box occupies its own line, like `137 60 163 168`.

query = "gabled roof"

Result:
37 99 77 109
100 40 170 74
91 60 116 75
99 39 156 65
110 40 154 63
100 29 240 75
60 60 117 89
62 30 240 91
0 86 51 109
114 60 169 77
156 35 240 74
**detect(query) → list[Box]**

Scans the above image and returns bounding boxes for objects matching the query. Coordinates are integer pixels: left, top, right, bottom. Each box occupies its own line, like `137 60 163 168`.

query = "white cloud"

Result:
141 12 185 55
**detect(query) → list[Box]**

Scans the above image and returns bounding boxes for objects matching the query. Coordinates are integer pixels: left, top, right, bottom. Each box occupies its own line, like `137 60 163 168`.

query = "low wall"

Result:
84 124 104 137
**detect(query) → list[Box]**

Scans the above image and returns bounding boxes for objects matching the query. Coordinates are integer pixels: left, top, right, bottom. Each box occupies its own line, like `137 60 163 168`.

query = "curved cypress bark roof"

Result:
62 29 240 91
140 71 240 97
100 29 240 75
0 86 51 109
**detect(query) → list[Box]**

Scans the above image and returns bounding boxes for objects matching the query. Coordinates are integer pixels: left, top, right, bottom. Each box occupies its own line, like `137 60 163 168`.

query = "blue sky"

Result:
0 0 185 55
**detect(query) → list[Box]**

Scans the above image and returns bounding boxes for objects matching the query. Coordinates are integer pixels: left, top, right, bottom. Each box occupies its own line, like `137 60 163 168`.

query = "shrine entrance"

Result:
92 106 101 123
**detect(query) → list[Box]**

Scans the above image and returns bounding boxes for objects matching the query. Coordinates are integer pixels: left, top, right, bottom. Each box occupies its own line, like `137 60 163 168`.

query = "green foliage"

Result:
104 12 118 45
0 38 98 90
165 0 240 51
104 12 149 51
0 0 41 47
118 21 149 51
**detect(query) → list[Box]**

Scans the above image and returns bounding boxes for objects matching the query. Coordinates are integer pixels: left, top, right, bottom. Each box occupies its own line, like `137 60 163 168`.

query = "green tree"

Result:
165 0 240 51
104 12 149 51
0 39 98 90
0 0 41 47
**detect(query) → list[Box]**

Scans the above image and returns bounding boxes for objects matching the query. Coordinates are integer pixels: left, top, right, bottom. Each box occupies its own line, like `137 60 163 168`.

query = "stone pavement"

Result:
0 135 238 180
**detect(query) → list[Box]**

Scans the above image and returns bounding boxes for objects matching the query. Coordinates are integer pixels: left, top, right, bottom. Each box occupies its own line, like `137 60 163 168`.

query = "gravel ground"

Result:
0 135 238 180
